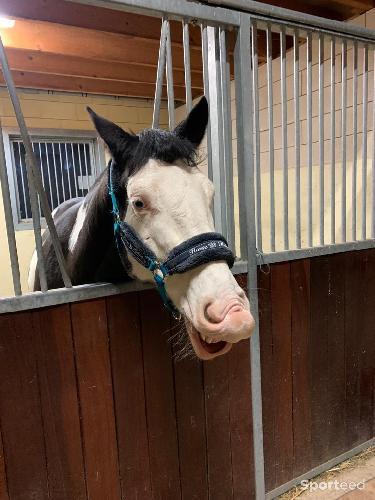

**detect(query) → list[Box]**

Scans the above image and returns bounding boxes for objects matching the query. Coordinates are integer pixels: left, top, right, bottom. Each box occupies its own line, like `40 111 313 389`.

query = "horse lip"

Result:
184 318 232 360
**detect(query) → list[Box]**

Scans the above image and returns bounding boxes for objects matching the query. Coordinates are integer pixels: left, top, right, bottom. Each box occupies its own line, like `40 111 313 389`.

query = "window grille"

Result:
8 136 101 223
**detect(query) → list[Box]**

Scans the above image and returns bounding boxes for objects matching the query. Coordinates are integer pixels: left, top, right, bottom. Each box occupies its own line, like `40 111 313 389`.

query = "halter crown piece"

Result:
108 162 235 320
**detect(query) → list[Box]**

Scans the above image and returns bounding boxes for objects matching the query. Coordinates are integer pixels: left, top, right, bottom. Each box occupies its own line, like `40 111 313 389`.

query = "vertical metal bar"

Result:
341 40 347 242
207 25 226 236
43 142 52 207
330 38 336 244
294 29 301 249
251 21 262 252
83 143 90 191
17 142 28 218
0 122 22 295
0 35 71 288
58 143 66 201
165 19 175 130
182 20 192 113
361 45 368 240
280 26 289 249
352 41 358 241
234 14 265 500
64 142 72 199
201 23 213 182
318 34 325 246
307 32 313 247
220 26 235 250
152 17 167 129
51 142 61 206
266 24 275 252
77 142 84 195
71 143 79 196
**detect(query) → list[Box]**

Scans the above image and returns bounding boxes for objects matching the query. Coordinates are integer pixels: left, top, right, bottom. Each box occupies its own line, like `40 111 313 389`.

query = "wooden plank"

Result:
106 293 152 499
0 428 9 500
0 311 49 500
325 252 347 458
32 305 86 500
310 256 330 467
228 339 255 500
5 48 204 89
172 320 208 500
290 259 312 478
2 18 203 71
344 251 363 450
204 355 233 499
258 268 275 491
0 71 188 101
358 250 375 443
140 289 181 500
270 262 293 487
70 299 121 500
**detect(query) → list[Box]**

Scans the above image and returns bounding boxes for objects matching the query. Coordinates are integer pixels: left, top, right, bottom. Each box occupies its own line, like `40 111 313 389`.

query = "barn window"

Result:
4 132 104 229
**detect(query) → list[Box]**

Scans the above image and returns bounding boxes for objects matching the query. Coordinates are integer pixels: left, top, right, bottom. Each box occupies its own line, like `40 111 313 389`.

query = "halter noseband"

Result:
108 162 235 319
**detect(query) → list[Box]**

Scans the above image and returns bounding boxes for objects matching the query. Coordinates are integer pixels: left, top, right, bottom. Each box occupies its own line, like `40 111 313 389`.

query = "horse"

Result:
28 97 255 360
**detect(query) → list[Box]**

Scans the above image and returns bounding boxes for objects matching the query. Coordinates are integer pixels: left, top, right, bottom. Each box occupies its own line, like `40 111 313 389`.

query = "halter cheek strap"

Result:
108 162 235 319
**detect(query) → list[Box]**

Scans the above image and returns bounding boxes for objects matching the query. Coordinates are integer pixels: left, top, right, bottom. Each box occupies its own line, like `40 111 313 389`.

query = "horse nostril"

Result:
204 302 221 324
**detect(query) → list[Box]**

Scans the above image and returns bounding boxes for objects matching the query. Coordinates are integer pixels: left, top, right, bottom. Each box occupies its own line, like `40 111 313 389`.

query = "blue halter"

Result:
108 162 235 319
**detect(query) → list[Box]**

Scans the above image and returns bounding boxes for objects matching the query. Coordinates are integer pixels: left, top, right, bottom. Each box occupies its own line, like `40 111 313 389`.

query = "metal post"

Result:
294 29 301 249
207 25 226 236
280 27 289 250
352 41 358 241
201 23 213 182
252 21 262 252
266 24 275 252
152 17 167 129
341 40 347 242
0 122 22 295
330 38 336 244
219 26 235 251
0 35 71 289
307 32 313 247
165 19 175 130
318 34 325 246
361 45 368 240
182 20 193 113
234 14 265 500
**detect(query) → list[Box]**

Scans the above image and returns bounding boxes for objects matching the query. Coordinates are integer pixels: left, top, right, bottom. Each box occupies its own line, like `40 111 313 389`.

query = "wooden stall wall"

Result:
0 248 374 499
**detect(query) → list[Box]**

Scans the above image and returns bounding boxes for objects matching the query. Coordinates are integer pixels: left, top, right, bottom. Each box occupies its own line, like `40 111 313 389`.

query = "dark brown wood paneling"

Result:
258 268 275 491
70 299 121 500
32 305 86 500
140 290 181 500
228 340 255 500
0 311 49 500
0 429 9 500
172 345 208 500
325 252 346 458
204 355 233 500
106 293 152 499
290 259 312 477
270 262 293 485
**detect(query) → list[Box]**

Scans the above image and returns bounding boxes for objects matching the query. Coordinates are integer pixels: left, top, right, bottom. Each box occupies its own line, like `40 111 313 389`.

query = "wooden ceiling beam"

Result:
0 18 203 71
5 48 204 89
0 71 193 101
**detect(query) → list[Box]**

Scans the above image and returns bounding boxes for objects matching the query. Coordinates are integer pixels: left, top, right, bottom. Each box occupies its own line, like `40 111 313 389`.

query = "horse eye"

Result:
133 199 144 209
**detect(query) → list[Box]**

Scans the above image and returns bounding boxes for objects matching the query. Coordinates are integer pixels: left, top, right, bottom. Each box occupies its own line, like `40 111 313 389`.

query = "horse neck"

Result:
69 168 121 284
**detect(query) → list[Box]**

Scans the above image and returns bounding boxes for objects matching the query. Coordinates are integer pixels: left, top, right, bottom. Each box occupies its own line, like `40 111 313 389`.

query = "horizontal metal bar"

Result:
266 437 375 500
259 239 375 265
0 260 248 314
67 0 241 25
206 0 375 44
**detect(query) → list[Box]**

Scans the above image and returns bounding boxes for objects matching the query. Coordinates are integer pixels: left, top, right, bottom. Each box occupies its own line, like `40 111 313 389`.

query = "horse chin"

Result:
184 318 232 360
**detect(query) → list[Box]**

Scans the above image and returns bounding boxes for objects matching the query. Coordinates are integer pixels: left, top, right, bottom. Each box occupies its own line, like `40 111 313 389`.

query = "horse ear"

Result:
174 96 208 148
87 107 138 159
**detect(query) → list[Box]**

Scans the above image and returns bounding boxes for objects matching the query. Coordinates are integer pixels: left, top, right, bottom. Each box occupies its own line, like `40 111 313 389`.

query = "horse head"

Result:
87 97 255 360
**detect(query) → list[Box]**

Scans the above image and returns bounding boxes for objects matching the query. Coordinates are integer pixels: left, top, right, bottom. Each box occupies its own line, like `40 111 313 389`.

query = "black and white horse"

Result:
29 97 254 359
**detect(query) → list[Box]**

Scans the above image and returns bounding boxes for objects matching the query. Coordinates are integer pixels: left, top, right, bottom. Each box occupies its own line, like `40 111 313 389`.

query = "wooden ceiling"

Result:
0 0 373 101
